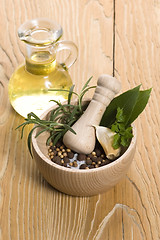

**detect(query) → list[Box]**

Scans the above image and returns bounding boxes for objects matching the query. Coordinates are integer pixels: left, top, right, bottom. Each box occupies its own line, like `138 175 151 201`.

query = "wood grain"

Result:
0 0 160 239
114 0 160 239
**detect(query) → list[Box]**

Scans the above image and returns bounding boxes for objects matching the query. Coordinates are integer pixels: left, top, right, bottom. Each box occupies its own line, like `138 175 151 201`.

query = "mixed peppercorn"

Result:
48 140 116 169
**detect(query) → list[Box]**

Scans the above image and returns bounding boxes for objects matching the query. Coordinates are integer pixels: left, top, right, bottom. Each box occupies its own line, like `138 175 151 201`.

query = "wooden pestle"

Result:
63 74 121 154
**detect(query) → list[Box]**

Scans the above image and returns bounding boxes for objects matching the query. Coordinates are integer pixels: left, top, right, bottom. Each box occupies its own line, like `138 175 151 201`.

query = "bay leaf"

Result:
100 85 140 127
126 88 152 126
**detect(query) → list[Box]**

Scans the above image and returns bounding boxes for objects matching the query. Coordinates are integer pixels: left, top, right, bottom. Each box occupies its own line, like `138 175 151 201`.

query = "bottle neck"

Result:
25 44 56 75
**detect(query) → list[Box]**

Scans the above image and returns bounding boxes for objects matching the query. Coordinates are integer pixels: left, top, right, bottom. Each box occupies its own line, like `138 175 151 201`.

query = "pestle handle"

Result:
63 74 121 154
92 74 121 106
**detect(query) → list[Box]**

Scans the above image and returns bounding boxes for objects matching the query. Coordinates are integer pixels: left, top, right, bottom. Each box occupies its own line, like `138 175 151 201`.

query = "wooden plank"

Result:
114 0 160 239
1 0 159 239
0 0 114 239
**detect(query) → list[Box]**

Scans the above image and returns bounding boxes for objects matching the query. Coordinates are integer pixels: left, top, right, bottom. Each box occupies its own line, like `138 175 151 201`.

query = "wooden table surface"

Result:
0 0 160 239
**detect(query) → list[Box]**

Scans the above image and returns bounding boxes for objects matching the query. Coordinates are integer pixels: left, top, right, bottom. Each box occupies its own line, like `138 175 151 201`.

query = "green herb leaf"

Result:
112 133 121 149
68 84 75 104
81 76 93 92
116 107 125 123
110 108 133 149
126 88 152 126
100 85 141 127
120 126 133 147
16 77 94 157
27 126 39 157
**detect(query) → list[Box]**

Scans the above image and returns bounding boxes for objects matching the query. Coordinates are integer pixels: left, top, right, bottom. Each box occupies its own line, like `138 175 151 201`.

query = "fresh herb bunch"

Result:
100 85 151 149
111 107 133 149
16 77 96 156
17 77 151 156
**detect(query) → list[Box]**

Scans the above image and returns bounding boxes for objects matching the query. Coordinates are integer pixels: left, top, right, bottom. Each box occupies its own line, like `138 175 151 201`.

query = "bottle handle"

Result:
55 40 78 69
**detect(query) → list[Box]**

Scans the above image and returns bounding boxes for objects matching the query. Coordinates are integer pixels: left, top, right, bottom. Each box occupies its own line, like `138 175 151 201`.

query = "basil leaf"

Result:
100 85 140 127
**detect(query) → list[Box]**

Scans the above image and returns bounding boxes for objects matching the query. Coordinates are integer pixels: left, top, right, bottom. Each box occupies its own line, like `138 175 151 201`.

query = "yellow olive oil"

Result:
8 51 73 118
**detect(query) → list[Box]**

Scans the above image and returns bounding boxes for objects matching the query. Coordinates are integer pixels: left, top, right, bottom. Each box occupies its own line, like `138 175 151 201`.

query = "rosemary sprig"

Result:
16 77 96 157
48 76 95 112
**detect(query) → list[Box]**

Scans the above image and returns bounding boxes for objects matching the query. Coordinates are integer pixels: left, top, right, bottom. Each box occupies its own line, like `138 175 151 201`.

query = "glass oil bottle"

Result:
8 18 78 117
